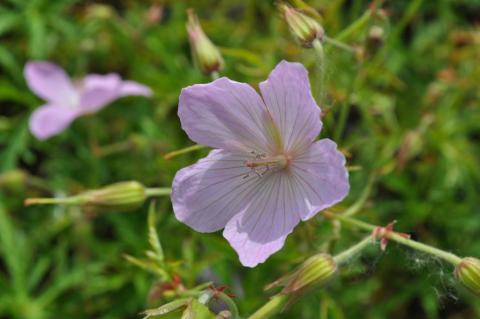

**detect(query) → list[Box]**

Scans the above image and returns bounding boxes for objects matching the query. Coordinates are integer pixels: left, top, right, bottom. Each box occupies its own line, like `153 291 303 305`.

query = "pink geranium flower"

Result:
172 61 350 267
25 61 152 140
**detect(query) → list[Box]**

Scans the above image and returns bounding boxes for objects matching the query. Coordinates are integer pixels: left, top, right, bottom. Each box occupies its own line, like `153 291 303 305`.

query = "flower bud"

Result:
82 181 147 211
280 4 324 47
267 254 337 295
455 257 480 296
0 170 27 191
186 9 224 75
365 25 384 57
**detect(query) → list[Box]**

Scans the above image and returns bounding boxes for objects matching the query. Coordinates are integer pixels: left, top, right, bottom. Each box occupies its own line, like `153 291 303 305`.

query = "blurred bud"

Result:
82 181 147 211
145 4 164 25
86 4 114 20
267 254 337 295
25 181 147 212
455 257 480 296
0 170 28 191
280 4 324 47
365 25 384 57
186 9 224 75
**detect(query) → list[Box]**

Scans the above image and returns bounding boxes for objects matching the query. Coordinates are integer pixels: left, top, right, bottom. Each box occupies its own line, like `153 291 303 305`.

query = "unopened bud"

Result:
455 257 480 296
280 4 324 47
365 25 384 56
0 169 28 191
267 254 337 295
186 9 224 75
25 181 147 212
82 181 147 211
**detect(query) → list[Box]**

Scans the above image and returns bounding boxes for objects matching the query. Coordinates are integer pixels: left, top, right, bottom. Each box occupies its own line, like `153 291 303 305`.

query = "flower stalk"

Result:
323 211 462 266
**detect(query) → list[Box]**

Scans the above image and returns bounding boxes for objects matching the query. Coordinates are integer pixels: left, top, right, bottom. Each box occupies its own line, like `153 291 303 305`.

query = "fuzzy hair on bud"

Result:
280 4 324 47
455 257 480 296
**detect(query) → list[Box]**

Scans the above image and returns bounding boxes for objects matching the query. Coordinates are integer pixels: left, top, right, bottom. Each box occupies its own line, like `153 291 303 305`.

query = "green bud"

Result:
267 254 337 295
0 169 27 191
25 181 147 212
280 4 324 47
186 9 224 75
455 257 480 296
82 181 147 211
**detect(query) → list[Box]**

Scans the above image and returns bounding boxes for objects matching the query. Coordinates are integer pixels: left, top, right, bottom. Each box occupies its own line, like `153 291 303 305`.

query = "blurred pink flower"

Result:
172 60 349 267
25 61 152 140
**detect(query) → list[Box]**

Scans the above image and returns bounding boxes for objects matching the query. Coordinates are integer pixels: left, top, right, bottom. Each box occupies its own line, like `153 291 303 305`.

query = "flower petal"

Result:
178 77 274 154
290 139 350 220
259 60 322 155
223 171 302 267
223 220 288 268
79 74 123 114
29 104 80 140
24 61 78 106
119 81 153 97
172 149 265 233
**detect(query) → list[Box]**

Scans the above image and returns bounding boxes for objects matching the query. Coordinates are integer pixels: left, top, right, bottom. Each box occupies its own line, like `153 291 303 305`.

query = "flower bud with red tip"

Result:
186 9 224 75
280 4 324 47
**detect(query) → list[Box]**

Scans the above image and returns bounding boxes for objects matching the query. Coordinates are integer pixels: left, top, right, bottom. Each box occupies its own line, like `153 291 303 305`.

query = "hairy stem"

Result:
334 235 373 265
324 212 462 265
312 39 326 104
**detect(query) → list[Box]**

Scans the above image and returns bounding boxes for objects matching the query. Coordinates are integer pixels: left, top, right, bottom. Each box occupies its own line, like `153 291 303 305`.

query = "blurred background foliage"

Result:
0 0 479 318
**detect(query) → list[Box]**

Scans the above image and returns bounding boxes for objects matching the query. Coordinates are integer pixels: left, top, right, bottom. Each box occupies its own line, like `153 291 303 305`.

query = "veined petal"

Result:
223 221 288 268
259 60 322 155
29 104 80 140
223 171 302 267
290 139 349 220
172 149 266 233
178 77 274 154
24 61 78 107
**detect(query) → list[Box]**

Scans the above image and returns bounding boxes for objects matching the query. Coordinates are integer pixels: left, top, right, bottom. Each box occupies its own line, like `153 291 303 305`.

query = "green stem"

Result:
324 36 357 54
312 39 326 103
334 235 373 265
334 7 372 42
342 172 376 217
211 71 220 80
324 212 462 266
24 196 84 206
164 144 206 160
217 292 240 319
145 188 172 197
247 294 288 319
333 67 358 142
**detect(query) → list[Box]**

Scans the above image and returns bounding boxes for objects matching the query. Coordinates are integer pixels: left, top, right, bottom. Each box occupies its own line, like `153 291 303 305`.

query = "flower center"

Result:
243 152 289 178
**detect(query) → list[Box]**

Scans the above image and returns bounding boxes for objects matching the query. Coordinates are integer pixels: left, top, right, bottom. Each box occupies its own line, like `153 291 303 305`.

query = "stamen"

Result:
245 154 289 170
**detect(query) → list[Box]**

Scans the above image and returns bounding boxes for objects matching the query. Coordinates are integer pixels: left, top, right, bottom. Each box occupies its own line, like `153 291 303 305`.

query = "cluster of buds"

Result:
279 4 324 47
267 253 337 296
186 9 224 76
455 257 480 296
